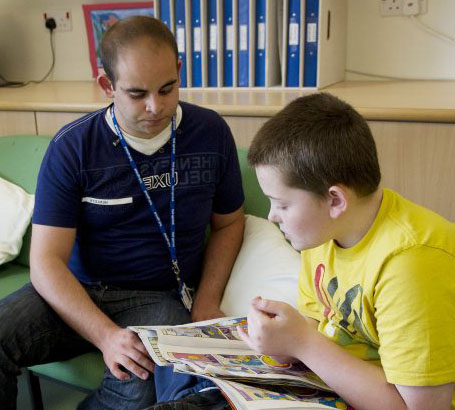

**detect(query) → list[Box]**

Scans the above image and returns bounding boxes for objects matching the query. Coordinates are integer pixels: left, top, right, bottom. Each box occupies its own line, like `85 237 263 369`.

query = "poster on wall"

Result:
83 2 155 77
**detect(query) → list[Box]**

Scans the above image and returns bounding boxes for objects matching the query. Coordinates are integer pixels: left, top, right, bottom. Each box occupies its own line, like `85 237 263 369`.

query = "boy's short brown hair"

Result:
248 93 381 198
100 16 179 86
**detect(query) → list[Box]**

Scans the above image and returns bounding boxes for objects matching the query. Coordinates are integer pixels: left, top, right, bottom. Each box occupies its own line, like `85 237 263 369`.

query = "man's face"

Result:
105 38 180 139
256 165 333 251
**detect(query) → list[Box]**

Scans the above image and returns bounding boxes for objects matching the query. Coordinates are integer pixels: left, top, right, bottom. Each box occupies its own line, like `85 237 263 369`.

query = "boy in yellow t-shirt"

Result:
239 93 455 409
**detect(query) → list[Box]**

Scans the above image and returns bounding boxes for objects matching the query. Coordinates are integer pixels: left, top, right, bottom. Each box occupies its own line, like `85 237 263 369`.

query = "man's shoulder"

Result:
52 107 109 144
180 101 226 126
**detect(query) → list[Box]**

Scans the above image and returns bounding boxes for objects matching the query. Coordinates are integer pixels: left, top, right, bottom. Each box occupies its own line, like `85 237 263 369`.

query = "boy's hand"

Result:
238 297 309 358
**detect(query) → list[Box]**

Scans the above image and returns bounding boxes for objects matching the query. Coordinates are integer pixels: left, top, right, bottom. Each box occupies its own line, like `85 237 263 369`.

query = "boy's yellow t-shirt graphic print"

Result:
297 188 455 406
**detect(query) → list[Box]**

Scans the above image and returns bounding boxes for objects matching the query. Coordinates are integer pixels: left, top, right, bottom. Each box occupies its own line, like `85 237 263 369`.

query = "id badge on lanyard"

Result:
111 106 194 311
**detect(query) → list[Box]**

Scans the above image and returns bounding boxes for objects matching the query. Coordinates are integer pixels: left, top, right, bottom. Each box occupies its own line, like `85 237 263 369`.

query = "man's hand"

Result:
99 327 155 381
237 297 310 358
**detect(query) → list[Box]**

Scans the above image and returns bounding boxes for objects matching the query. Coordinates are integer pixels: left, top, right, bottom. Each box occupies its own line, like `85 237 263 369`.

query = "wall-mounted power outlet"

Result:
380 0 403 16
43 10 72 32
380 0 427 16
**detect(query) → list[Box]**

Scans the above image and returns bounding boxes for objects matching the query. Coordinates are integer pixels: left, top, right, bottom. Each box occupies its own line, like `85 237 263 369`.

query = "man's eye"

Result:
130 93 145 99
159 87 173 95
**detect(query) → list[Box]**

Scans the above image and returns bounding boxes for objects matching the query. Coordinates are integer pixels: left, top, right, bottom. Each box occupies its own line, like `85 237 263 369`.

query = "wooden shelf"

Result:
0 80 454 122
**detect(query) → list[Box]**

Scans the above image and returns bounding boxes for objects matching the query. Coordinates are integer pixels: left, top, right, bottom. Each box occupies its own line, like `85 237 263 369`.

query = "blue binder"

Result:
159 0 172 30
191 0 202 87
208 0 218 87
254 0 266 87
175 0 188 87
237 0 250 87
303 0 319 87
286 0 302 87
223 0 234 87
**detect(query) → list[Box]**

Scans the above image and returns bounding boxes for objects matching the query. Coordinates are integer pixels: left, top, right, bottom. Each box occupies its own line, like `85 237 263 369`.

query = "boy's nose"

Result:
268 209 280 224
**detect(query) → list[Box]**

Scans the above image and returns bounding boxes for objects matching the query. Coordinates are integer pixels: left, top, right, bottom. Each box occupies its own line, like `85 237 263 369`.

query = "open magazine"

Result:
129 317 353 410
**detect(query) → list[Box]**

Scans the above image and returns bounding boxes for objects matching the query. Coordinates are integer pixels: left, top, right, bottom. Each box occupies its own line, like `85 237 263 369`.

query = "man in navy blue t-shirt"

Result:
0 16 244 410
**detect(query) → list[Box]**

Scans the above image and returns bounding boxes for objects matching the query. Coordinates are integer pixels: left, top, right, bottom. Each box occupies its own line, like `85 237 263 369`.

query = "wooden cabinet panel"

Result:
0 111 36 136
371 121 455 221
36 111 88 136
223 116 268 147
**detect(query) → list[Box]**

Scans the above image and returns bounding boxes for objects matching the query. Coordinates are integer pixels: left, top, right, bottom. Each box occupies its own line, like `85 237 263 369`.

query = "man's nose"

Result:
145 96 163 115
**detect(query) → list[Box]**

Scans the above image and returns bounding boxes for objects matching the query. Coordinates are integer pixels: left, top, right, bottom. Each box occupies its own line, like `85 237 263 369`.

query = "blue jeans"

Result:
0 282 190 410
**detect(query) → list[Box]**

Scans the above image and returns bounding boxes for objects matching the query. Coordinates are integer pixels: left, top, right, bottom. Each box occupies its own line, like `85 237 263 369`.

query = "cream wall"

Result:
0 0 454 83
346 0 455 81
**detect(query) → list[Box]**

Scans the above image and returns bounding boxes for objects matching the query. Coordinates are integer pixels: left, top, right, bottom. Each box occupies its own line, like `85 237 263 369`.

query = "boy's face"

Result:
256 165 333 251
100 38 180 139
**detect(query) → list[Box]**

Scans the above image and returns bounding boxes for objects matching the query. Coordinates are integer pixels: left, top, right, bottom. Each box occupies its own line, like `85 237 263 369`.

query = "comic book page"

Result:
132 317 249 349
129 316 353 408
167 351 330 391
209 378 352 410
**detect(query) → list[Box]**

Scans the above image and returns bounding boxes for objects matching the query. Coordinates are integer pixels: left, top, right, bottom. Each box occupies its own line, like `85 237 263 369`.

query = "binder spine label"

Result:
177 27 186 52
239 25 248 51
257 22 265 50
193 27 202 52
209 24 217 50
307 23 317 42
226 25 234 50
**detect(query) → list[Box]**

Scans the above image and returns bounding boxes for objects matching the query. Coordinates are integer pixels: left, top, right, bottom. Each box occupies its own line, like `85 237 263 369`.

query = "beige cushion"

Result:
221 215 300 316
0 177 34 265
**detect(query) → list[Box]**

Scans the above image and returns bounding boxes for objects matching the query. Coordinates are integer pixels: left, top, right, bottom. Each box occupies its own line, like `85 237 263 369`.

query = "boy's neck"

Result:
334 188 383 249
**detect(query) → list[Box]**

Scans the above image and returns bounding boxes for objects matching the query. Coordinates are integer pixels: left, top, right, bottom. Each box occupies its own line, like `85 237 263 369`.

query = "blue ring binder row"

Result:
155 0 347 89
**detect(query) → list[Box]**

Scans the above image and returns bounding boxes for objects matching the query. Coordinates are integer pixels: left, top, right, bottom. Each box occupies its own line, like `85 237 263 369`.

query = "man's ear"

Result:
177 59 182 87
327 185 348 219
97 73 115 98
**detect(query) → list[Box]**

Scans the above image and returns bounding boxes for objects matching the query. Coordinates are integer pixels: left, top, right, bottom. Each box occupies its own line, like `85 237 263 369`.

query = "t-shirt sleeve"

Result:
211 120 245 214
32 138 81 228
374 245 455 386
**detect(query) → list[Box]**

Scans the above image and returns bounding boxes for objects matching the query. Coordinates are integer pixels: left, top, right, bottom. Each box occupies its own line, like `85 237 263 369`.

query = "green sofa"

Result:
0 134 268 408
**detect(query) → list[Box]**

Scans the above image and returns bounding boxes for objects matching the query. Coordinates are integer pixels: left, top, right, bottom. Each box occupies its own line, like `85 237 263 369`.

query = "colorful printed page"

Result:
153 316 249 349
167 352 330 391
209 378 354 410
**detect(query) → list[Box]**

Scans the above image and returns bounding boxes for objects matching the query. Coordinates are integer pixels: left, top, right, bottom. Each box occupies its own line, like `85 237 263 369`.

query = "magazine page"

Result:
132 317 332 391
209 378 352 410
168 353 330 391
152 316 249 349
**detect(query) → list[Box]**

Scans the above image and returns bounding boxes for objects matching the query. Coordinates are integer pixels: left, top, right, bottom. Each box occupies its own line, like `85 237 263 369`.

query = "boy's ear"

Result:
97 73 115 98
327 185 347 219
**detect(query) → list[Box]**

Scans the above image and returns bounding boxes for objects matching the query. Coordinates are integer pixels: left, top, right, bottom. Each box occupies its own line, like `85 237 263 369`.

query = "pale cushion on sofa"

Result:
220 214 301 316
0 177 34 265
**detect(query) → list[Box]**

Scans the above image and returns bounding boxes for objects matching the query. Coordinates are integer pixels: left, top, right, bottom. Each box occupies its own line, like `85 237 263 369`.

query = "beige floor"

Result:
17 372 87 410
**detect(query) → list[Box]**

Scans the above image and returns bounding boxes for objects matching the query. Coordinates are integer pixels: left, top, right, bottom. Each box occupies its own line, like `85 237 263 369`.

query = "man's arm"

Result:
30 224 155 380
191 207 245 322
238 299 453 410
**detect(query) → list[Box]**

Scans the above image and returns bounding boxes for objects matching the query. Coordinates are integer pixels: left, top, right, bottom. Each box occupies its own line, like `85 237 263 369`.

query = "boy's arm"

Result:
30 224 155 381
191 207 245 322
238 298 453 410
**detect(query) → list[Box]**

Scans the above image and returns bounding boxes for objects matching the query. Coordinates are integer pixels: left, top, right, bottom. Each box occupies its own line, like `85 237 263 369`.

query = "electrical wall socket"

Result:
43 10 72 32
380 0 403 16
380 0 428 16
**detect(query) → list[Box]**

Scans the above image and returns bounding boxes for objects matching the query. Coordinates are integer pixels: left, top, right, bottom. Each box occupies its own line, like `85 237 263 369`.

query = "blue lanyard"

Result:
110 107 183 287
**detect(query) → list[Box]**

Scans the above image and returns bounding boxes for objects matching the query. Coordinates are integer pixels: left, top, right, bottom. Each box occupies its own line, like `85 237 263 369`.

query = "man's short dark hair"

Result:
248 93 381 198
100 16 179 86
